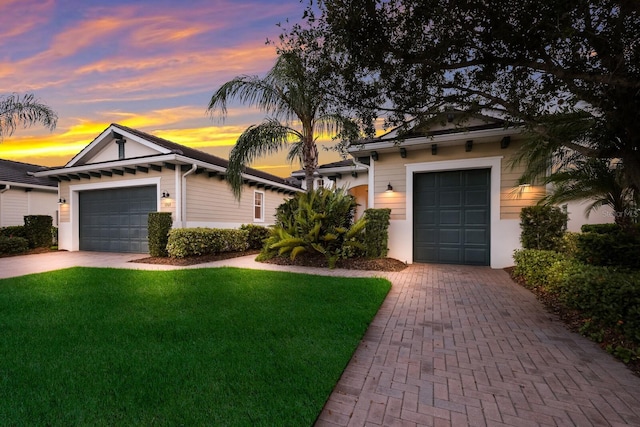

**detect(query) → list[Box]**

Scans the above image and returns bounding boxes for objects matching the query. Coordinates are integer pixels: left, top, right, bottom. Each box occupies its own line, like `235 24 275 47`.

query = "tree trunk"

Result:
302 127 318 192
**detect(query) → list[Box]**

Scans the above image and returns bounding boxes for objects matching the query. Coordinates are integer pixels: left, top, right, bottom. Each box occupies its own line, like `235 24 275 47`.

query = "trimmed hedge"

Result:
148 212 173 257
166 228 248 258
240 224 270 250
576 231 640 269
512 249 568 289
513 249 640 357
24 215 53 248
0 235 29 254
0 226 26 239
363 208 391 258
520 205 567 251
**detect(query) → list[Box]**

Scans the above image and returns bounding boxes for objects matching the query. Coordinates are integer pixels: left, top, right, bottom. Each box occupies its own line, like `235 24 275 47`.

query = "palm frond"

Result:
226 119 302 199
0 93 57 140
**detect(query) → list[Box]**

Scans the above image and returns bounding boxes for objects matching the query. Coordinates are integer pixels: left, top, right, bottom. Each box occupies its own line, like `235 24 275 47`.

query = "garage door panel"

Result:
465 229 487 244
439 210 462 225
465 210 488 225
79 186 156 253
414 169 490 265
439 229 462 244
439 248 462 263
466 190 488 205
440 191 462 206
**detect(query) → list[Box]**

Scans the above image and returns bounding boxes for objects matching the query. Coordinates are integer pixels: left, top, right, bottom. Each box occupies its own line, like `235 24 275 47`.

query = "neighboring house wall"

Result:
184 173 289 227
0 187 58 227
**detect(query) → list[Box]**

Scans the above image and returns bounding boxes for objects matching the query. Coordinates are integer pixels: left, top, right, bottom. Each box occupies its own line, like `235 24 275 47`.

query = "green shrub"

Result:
512 249 568 288
581 223 621 234
519 205 567 251
513 251 640 360
0 226 26 239
363 208 391 258
240 224 270 250
148 212 173 257
576 231 640 269
554 264 640 342
557 232 579 257
167 228 248 258
23 215 53 248
0 235 29 254
263 188 366 268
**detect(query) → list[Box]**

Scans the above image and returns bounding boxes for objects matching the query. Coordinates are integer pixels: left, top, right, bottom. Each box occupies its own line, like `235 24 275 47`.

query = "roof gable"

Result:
66 124 173 167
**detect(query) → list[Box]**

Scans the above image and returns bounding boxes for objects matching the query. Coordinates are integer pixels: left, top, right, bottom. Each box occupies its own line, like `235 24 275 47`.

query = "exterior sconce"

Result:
400 147 407 158
465 140 473 152
431 144 438 155
371 151 379 161
386 182 393 193
501 136 511 149
58 198 66 204
162 191 170 198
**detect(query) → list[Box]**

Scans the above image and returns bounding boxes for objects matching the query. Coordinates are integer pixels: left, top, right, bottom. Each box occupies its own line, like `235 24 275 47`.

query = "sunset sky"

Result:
0 0 343 177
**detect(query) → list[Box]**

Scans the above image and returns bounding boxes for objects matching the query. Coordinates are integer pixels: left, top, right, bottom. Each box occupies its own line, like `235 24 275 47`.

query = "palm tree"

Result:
206 51 356 198
0 93 57 140
540 158 638 228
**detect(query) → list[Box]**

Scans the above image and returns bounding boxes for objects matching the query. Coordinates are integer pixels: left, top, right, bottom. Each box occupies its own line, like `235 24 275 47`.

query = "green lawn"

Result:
0 267 390 426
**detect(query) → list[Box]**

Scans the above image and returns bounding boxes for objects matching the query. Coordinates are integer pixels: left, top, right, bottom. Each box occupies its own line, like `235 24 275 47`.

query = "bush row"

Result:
0 235 29 254
166 228 250 258
513 249 640 353
0 216 55 255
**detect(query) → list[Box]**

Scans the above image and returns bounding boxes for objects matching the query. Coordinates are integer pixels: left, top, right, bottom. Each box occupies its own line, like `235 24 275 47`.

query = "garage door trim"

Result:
68 177 161 251
405 156 502 267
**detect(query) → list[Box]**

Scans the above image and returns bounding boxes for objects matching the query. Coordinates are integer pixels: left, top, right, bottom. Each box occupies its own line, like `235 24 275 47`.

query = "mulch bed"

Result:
505 267 640 377
132 250 261 266
132 250 408 272
0 247 57 258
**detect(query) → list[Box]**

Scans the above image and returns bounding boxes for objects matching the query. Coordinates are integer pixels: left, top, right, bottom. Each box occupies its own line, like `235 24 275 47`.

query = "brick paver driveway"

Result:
315 264 640 427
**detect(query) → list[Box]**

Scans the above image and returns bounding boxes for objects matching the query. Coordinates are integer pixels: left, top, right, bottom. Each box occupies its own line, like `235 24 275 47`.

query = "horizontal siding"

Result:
186 174 293 225
0 189 28 227
370 138 545 220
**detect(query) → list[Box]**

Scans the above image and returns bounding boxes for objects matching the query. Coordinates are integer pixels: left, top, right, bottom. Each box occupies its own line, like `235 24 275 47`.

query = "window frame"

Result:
253 190 265 222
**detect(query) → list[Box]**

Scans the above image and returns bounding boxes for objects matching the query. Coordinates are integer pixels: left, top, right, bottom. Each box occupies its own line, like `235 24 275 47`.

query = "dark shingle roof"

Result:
318 159 356 169
112 124 295 186
0 158 57 188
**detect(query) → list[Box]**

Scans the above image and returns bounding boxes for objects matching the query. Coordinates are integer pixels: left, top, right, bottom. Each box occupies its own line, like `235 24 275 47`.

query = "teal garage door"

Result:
79 186 156 253
413 169 490 265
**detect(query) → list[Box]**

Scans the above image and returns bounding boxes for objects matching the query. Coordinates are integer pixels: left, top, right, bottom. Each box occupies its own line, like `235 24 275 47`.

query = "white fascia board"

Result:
172 155 301 192
348 127 516 154
34 154 181 177
0 181 57 192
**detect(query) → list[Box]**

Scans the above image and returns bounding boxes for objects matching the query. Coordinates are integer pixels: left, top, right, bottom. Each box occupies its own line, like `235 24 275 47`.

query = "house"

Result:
0 159 58 227
34 124 301 253
291 159 369 219
324 113 611 268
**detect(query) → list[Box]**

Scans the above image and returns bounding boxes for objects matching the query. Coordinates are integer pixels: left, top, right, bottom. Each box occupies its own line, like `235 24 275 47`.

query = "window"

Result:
253 191 264 222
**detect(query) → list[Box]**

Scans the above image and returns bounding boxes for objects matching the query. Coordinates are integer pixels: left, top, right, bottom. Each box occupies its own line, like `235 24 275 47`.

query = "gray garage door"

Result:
413 169 490 265
79 186 156 253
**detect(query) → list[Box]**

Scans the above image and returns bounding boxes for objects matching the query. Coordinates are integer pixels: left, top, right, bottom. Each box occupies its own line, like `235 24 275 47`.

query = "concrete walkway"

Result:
1 252 639 426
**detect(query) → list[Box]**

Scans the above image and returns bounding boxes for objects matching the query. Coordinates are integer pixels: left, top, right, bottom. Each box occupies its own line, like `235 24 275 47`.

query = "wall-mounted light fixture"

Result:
501 136 511 149
386 182 393 193
371 151 379 161
161 191 170 198
58 198 66 204
431 144 438 155
400 147 407 158
465 140 473 152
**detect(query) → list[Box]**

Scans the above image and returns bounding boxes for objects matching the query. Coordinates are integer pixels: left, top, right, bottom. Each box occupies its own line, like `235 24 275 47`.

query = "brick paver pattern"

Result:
315 264 640 427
